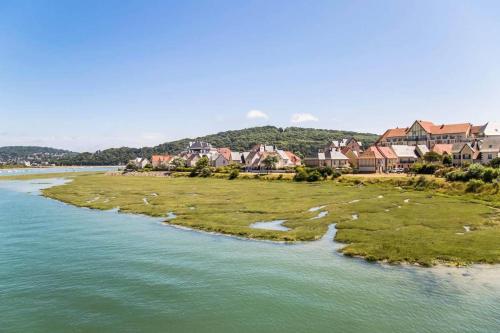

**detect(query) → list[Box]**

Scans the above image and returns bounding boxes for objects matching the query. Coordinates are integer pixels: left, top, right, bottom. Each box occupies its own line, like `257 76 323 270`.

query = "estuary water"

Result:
0 170 499 332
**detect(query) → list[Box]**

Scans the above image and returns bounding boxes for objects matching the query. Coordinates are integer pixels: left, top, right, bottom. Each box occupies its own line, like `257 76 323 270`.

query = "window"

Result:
488 154 493 160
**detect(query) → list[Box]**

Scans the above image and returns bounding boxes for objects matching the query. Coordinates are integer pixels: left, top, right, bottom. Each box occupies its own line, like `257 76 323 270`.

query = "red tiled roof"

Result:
381 127 408 139
359 146 384 159
428 123 471 135
471 125 483 135
217 147 232 160
285 151 301 163
376 146 397 159
431 144 453 155
151 155 173 163
416 120 435 133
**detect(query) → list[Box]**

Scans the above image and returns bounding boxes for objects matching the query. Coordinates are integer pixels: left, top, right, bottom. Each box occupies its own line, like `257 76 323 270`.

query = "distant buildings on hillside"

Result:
130 119 499 173
146 140 302 170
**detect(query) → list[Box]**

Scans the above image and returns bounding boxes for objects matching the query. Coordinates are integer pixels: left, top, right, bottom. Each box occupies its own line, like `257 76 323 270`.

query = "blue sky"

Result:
1 0 500 152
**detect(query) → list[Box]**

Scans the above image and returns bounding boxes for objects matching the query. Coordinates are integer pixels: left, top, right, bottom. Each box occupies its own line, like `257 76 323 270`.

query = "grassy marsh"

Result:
2 172 499 266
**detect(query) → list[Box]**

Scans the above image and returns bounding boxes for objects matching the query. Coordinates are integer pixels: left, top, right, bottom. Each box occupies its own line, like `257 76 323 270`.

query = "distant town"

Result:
127 120 500 173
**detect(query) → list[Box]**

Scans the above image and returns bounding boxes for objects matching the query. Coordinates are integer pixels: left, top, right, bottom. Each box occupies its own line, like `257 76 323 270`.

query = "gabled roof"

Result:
451 142 476 154
416 145 430 156
285 151 301 163
380 127 408 139
432 144 453 155
390 145 418 158
359 146 384 159
151 155 173 164
415 120 435 133
429 123 472 135
230 152 242 161
189 141 212 149
377 146 397 159
325 149 349 160
276 149 289 160
216 148 232 160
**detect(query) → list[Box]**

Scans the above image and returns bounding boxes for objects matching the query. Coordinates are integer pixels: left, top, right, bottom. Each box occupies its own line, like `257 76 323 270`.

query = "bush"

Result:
465 179 484 193
482 167 496 183
423 151 442 163
199 167 212 177
318 166 333 179
411 162 439 174
442 154 452 166
331 171 342 179
228 169 240 180
306 170 322 182
293 167 308 182
445 169 468 182
489 158 500 168
465 164 485 180
125 162 138 171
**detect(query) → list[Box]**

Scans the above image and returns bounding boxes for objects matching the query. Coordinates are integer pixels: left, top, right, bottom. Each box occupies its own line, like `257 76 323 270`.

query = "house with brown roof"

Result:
377 120 478 148
358 146 386 173
304 148 350 169
212 148 232 167
431 144 453 156
244 144 301 170
452 142 481 166
325 138 363 153
151 155 174 169
390 145 418 171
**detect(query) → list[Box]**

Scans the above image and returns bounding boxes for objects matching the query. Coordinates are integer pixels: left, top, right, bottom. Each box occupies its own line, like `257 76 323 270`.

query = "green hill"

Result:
56 126 379 165
0 146 75 163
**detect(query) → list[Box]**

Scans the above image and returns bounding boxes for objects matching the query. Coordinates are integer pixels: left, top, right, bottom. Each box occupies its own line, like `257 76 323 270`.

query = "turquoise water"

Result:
1 176 499 332
0 166 118 176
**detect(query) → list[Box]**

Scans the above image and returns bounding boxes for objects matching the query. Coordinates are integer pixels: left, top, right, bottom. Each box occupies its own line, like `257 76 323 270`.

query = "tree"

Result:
125 162 138 171
424 151 442 163
442 154 452 166
490 157 500 168
171 157 186 169
262 155 279 170
195 156 210 169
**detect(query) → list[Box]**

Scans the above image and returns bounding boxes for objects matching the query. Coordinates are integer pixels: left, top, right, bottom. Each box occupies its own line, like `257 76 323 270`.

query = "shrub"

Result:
318 166 334 179
489 158 500 168
306 170 322 182
423 151 442 163
482 167 496 183
442 154 452 166
465 163 485 180
445 169 468 182
125 162 138 171
331 171 342 179
293 167 308 182
228 169 239 180
465 179 484 193
199 167 212 178
411 162 439 175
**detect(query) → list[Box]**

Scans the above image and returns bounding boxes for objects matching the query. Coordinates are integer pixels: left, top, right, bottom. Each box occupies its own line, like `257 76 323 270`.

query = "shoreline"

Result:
2 172 498 268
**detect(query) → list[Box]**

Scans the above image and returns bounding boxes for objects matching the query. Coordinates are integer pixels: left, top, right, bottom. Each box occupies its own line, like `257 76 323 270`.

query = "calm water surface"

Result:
0 166 118 176
0 171 499 333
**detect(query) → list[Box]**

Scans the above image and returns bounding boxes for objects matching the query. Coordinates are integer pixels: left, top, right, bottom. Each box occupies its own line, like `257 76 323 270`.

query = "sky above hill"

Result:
1 0 500 152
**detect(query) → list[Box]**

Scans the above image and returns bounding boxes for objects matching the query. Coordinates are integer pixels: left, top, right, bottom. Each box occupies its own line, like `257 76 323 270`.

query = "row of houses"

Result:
359 120 500 172
130 120 500 173
130 141 303 170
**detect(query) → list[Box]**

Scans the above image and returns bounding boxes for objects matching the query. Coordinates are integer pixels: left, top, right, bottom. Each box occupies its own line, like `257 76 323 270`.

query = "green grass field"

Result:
2 172 499 266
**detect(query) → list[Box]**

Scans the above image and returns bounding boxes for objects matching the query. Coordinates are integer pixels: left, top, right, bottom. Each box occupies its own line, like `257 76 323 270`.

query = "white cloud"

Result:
290 113 319 124
246 110 269 120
